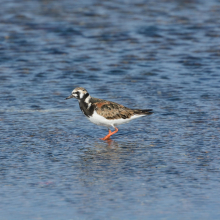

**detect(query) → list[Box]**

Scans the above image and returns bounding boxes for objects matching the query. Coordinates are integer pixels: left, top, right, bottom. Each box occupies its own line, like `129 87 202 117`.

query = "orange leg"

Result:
100 127 119 140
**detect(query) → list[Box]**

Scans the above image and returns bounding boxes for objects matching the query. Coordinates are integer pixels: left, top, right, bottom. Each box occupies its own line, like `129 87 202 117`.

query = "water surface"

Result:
1 0 220 219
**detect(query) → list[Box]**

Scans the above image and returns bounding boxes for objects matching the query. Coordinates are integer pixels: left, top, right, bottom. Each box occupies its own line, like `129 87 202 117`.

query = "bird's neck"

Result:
78 93 93 117
79 93 91 105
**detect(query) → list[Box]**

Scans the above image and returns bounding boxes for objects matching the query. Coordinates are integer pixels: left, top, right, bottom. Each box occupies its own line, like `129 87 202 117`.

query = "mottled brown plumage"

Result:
90 97 152 120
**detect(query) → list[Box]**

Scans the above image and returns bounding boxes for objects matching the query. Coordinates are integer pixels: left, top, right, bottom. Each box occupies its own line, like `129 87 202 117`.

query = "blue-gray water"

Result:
1 0 220 219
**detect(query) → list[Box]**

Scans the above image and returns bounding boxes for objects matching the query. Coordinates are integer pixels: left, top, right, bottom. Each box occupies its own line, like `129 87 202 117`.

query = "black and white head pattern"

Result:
72 87 87 99
66 87 94 116
67 87 90 103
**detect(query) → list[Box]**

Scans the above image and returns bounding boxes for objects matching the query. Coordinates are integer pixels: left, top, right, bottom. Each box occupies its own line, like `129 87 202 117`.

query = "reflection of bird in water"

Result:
66 87 153 140
96 139 119 148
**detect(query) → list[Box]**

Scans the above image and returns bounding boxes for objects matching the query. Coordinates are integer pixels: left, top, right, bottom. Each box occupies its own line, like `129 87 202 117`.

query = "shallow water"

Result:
1 0 220 219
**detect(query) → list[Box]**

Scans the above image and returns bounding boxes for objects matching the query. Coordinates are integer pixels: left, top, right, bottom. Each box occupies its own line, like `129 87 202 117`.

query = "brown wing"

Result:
90 97 107 104
133 109 153 115
93 100 134 120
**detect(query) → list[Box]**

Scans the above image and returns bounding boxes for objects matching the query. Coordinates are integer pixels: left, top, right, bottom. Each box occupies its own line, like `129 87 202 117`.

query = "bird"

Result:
66 87 153 140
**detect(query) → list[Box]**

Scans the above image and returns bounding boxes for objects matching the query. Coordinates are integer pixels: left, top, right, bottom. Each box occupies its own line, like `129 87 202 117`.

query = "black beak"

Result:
65 94 74 100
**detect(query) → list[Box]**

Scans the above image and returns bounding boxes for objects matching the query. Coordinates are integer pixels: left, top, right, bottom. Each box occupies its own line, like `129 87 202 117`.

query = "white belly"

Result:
87 110 144 128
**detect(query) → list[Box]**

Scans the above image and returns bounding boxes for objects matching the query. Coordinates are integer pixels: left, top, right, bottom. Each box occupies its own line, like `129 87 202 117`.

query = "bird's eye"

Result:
72 91 79 97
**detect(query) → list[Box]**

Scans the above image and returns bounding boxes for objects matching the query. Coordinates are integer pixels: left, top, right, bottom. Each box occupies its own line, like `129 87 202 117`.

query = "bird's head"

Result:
66 87 90 101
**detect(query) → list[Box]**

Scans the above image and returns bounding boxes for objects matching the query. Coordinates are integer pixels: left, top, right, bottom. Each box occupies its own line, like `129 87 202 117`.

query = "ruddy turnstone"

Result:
66 87 153 140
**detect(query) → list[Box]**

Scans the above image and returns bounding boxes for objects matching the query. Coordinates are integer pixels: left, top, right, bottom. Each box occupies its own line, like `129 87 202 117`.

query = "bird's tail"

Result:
133 109 153 115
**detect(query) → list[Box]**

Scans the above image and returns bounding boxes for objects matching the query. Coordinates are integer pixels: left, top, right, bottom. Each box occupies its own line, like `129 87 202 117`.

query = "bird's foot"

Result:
100 127 118 141
100 137 111 141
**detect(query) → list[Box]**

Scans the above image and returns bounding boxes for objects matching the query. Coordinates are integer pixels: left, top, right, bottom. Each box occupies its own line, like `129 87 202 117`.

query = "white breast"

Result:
87 110 145 128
